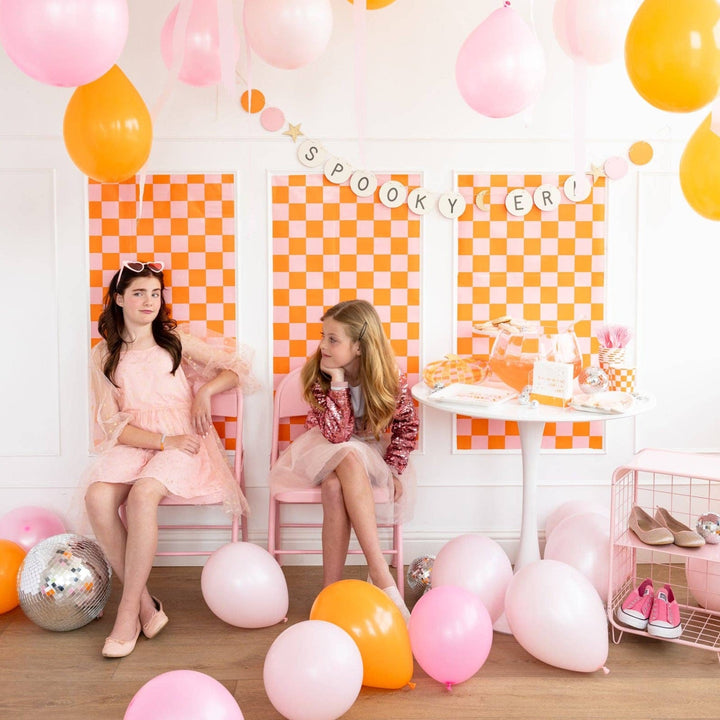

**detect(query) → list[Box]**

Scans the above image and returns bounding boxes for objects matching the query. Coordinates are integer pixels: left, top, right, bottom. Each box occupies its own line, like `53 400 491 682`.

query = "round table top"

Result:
411 382 656 424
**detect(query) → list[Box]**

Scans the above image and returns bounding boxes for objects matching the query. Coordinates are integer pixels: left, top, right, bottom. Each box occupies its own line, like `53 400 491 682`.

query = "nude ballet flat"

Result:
655 507 705 548
628 506 674 546
102 620 141 658
142 596 169 639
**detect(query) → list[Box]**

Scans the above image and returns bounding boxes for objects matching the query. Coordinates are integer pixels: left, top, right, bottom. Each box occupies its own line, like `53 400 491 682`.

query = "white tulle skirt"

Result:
268 427 415 522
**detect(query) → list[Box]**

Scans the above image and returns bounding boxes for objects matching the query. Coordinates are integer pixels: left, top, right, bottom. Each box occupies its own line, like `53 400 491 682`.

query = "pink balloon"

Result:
0 506 65 552
455 4 546 118
553 0 631 65
545 500 609 540
263 620 363 720
543 512 610 602
161 0 241 86
408 586 493 688
505 560 608 672
686 558 720 611
201 542 288 628
244 0 333 70
124 670 243 720
0 0 128 87
431 534 513 623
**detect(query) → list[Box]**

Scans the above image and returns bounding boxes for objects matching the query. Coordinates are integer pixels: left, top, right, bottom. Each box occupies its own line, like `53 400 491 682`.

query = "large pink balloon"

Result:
264 620 363 720
244 0 333 70
505 560 608 673
455 4 546 118
686 558 720 611
0 0 128 87
545 500 609 540
431 533 513 623
124 670 244 720
201 542 288 628
408 586 493 688
543 512 610 602
161 0 241 86
0 506 65 552
552 0 631 65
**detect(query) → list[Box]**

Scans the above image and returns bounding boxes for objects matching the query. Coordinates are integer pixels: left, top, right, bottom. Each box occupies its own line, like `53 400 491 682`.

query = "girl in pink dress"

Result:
84 261 256 657
269 299 418 621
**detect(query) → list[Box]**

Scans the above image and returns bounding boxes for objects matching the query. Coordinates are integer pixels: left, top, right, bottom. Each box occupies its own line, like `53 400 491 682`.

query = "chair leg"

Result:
394 522 404 599
267 497 276 558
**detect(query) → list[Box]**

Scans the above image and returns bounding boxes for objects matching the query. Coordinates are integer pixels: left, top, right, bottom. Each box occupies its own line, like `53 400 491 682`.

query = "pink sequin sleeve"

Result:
305 384 355 442
384 373 419 477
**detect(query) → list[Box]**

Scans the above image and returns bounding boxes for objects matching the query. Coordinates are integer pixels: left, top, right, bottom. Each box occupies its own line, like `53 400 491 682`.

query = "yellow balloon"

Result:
63 65 152 183
346 0 397 9
680 113 720 221
310 579 413 689
625 0 720 112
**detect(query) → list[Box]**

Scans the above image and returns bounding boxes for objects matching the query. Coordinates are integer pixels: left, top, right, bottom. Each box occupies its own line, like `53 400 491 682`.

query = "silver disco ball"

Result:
407 554 435 595
18 533 112 631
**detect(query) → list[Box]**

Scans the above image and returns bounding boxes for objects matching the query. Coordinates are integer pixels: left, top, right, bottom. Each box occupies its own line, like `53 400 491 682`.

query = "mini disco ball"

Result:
18 533 112 631
407 554 435 595
578 366 609 394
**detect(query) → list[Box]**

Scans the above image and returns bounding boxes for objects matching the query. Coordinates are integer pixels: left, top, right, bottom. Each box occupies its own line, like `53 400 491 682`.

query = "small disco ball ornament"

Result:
18 533 112 631
407 554 435 595
578 366 609 394
697 513 720 545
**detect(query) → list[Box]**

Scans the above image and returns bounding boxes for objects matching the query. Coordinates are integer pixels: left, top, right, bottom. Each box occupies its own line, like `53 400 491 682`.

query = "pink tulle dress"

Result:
84 327 257 517
269 373 419 522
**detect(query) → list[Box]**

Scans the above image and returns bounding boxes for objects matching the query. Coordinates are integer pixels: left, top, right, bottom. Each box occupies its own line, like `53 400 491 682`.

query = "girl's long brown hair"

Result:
97 266 182 386
301 299 399 437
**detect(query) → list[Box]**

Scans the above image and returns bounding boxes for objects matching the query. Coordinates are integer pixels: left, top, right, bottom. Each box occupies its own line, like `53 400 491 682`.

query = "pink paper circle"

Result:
260 107 285 132
603 156 628 180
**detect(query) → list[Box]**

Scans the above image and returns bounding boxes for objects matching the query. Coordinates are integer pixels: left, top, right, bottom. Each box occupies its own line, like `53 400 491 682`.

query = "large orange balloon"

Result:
310 579 413 689
625 0 720 112
0 540 26 614
63 65 152 183
680 113 720 221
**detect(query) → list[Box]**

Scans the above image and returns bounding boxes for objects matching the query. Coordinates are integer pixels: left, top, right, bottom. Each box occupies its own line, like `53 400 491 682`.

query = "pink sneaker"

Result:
648 584 682 639
616 578 654 630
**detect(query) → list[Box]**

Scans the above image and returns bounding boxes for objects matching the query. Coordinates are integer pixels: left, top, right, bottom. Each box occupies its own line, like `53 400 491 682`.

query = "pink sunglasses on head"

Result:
117 260 164 284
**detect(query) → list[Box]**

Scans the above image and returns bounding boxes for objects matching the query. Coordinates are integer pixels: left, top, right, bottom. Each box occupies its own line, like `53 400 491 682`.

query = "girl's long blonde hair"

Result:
301 299 399 438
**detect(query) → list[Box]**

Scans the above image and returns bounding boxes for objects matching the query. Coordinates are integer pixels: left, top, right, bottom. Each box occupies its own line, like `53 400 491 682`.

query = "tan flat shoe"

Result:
655 507 705 548
142 596 169 639
628 506 674 545
102 620 141 659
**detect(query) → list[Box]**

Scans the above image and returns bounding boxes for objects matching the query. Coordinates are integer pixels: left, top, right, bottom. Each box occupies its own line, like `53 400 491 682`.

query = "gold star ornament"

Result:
283 122 304 143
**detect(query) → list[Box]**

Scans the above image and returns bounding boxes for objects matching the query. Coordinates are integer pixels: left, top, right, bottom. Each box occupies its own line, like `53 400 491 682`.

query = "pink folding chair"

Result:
120 386 247 558
267 367 404 596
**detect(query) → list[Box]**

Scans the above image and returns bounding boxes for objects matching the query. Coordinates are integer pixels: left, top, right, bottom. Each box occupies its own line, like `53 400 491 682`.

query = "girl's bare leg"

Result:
334 453 395 590
320 474 351 586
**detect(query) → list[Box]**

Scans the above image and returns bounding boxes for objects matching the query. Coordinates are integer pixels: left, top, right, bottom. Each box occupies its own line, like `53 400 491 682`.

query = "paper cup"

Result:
598 347 626 374
607 366 635 394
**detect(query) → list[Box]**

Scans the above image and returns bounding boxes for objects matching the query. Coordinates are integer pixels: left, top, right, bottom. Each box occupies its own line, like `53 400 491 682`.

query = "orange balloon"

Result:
680 113 720 221
346 0 397 8
625 0 720 112
310 579 413 689
0 540 26 614
63 65 152 183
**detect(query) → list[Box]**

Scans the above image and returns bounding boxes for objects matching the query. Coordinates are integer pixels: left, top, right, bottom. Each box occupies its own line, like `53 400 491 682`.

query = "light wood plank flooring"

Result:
0 564 718 720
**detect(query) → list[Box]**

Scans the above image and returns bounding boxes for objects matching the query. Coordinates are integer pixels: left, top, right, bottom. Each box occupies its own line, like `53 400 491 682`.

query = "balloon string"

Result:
243 0 253 125
573 61 587 179
218 0 236 103
136 0 193 229
353 0 368 169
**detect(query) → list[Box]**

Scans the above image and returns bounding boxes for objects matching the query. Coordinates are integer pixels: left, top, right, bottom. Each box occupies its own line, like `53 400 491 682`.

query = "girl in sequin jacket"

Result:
269 299 418 620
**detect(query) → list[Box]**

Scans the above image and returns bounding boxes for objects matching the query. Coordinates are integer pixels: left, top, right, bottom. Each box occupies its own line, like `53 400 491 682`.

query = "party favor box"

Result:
530 361 574 407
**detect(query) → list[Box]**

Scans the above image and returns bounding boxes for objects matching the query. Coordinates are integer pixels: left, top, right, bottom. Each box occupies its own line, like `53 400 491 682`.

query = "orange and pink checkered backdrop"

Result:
455 173 607 451
271 173 421 448
88 173 237 447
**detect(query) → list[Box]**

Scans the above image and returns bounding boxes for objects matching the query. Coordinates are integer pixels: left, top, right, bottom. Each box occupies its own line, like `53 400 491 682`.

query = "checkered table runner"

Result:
455 173 607 451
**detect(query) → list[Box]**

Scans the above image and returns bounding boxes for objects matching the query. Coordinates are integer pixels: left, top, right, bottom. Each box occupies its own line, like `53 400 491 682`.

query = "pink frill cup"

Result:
607 366 636 394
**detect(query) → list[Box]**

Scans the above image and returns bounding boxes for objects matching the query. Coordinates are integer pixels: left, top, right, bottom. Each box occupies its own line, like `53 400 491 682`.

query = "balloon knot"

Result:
407 682 416 690
504 1 511 6
602 666 610 675
445 682 454 692
283 617 288 623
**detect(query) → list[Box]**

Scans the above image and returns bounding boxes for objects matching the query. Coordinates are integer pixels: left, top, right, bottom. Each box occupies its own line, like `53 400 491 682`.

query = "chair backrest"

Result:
271 367 310 466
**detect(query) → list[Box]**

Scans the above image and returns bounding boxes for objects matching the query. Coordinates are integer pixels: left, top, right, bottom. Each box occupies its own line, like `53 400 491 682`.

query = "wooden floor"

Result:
1 564 719 720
